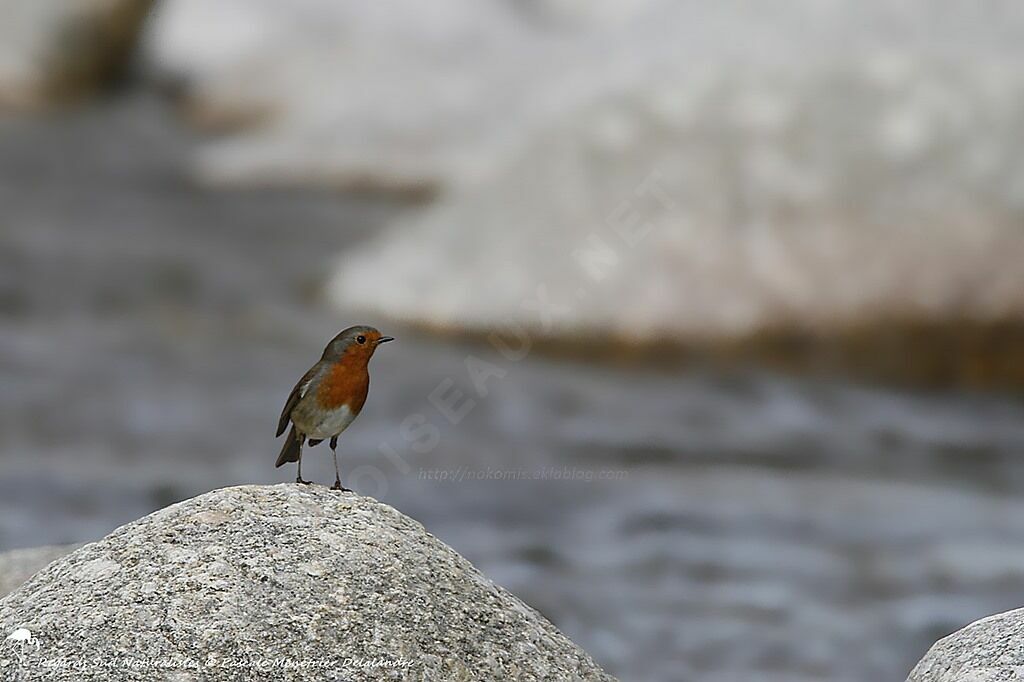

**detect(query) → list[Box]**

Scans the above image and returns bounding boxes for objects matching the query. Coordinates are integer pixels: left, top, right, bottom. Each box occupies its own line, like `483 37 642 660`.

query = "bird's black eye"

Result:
356 335 366 344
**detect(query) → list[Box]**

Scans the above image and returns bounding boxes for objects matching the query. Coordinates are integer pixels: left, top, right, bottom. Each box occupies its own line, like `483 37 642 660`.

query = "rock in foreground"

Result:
0 484 613 681
907 608 1024 681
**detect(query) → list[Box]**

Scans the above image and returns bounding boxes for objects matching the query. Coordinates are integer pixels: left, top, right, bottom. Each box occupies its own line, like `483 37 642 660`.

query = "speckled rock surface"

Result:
0 545 81 599
907 608 1024 682
0 484 613 681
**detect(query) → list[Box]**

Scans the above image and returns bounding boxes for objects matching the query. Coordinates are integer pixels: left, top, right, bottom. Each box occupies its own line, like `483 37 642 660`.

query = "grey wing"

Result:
276 364 320 437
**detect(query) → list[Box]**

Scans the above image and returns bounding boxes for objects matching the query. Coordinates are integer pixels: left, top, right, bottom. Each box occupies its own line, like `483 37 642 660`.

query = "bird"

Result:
275 325 393 489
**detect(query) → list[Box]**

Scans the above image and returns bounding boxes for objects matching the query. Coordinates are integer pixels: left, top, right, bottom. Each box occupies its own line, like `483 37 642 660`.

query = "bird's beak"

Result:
377 336 395 344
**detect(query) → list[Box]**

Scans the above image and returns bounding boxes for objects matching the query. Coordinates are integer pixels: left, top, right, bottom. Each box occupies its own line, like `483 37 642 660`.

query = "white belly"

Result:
293 404 356 439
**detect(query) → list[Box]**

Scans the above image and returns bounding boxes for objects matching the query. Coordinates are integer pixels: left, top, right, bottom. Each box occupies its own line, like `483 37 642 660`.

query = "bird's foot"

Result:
296 477 313 485
331 481 352 492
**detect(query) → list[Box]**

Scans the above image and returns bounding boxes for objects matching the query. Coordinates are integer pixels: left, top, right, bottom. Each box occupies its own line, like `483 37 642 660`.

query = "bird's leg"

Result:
330 436 350 492
296 435 312 485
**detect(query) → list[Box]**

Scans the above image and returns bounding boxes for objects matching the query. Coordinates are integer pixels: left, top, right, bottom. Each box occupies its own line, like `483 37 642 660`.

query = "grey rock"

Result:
0 484 614 681
0 545 81 598
907 608 1024 681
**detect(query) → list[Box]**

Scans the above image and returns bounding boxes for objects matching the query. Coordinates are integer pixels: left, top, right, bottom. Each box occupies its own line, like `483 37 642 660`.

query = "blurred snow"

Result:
145 1 1024 340
328 61 1024 340
145 0 547 192
144 1 1024 193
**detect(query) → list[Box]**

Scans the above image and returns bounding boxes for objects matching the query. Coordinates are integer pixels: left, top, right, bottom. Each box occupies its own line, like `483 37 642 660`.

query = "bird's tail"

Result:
275 425 303 467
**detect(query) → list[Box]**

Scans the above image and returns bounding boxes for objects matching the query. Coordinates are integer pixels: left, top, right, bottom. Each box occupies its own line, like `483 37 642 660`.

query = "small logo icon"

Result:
5 627 38 651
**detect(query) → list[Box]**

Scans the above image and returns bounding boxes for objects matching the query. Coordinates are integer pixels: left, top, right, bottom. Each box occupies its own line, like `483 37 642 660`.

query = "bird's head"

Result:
322 325 394 363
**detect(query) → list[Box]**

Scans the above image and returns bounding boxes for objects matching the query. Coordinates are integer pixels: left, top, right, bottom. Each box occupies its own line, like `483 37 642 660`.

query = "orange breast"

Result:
316 358 370 413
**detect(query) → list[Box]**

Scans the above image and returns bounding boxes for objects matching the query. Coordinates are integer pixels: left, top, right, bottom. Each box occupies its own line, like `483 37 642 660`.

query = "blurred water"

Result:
2 94 1024 681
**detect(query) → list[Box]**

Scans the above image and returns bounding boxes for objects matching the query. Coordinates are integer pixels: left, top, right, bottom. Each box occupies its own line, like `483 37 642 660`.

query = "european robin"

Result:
275 325 393 489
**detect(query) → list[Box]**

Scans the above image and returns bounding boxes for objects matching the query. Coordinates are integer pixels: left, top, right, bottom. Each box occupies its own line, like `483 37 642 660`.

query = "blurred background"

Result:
2 1 1024 680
